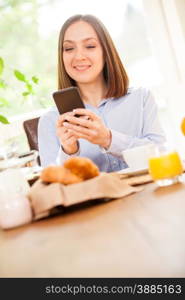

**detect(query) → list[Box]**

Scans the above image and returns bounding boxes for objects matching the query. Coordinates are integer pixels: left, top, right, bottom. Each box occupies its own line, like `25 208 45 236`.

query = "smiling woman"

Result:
62 22 105 89
38 14 165 172
57 15 129 99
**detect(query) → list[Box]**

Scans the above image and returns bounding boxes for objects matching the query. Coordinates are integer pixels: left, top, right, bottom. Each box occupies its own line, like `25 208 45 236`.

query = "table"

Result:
0 182 185 277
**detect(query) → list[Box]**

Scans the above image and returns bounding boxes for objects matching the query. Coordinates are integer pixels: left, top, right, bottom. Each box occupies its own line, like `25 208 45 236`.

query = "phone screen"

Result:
53 87 85 115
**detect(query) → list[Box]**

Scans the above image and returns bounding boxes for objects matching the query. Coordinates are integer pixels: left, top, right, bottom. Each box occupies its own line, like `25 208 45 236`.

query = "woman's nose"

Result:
74 48 85 60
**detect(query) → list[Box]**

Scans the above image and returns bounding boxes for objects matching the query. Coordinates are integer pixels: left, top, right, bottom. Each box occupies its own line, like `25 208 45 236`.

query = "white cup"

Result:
0 169 32 229
122 143 156 170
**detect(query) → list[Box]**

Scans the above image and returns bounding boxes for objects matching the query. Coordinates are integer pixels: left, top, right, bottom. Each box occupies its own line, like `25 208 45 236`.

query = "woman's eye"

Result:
63 47 74 52
86 45 96 49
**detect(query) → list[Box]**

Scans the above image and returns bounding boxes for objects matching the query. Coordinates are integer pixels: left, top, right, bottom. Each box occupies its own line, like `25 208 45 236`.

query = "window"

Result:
1 0 185 153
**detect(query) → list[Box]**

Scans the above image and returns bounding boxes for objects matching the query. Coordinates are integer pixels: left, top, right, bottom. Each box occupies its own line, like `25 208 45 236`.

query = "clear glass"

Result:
148 144 184 187
181 117 185 137
0 142 8 161
19 150 42 183
0 140 19 169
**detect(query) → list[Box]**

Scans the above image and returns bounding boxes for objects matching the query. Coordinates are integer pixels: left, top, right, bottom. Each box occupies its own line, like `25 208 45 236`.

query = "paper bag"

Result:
28 172 142 220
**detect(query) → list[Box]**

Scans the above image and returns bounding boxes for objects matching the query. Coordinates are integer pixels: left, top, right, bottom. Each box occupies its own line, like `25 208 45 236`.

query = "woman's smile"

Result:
73 64 91 71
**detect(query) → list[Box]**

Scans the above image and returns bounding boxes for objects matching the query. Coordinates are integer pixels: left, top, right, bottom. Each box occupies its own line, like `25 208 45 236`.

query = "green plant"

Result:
0 56 39 124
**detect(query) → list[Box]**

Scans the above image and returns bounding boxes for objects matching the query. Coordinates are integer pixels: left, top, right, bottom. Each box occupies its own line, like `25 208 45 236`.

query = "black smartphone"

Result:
52 87 85 117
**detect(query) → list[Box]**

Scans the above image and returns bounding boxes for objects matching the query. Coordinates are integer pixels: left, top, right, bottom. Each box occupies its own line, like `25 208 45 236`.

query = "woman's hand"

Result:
63 109 112 149
56 112 79 154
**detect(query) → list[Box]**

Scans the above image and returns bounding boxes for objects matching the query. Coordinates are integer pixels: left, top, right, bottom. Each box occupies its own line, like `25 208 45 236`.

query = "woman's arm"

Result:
38 112 61 167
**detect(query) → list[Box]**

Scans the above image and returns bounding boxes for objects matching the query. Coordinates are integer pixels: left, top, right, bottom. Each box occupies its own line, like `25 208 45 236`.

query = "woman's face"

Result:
63 21 105 85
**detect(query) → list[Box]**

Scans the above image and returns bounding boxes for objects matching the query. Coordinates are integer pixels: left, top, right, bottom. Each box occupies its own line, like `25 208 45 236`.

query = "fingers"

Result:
80 115 90 120
63 129 76 141
63 120 96 135
73 109 100 121
56 109 100 129
63 122 97 141
56 126 76 142
56 109 105 147
64 115 93 128
66 128 96 141
56 111 75 127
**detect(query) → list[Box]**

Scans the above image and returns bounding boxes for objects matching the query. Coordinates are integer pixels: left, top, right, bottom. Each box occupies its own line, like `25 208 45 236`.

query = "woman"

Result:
38 14 165 172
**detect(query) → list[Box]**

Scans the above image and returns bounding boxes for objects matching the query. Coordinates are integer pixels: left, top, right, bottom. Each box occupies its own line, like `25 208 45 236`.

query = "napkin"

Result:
117 173 153 186
28 172 143 220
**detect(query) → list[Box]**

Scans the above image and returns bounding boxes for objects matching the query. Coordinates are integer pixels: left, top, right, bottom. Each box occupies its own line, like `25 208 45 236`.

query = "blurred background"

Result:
0 0 185 155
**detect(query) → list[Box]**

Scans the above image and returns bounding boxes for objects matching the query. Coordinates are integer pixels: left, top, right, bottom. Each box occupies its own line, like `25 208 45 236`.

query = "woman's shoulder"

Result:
127 86 151 97
122 86 154 105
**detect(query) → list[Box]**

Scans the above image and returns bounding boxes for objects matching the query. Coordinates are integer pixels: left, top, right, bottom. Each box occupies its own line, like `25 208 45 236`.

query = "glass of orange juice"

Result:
181 117 185 136
148 144 183 186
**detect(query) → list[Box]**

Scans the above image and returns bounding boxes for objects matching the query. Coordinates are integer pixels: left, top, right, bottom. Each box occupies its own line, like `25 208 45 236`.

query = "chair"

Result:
23 117 40 151
23 117 40 164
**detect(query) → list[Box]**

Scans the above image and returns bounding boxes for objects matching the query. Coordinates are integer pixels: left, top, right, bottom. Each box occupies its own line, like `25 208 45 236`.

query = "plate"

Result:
0 154 37 171
117 166 148 176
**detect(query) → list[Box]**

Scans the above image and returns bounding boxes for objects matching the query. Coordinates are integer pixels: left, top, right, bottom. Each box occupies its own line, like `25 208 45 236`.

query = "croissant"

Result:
64 157 100 180
40 165 82 185
40 157 100 185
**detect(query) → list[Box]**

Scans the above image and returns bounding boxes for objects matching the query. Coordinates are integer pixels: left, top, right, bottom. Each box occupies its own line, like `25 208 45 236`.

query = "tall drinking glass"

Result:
148 144 183 186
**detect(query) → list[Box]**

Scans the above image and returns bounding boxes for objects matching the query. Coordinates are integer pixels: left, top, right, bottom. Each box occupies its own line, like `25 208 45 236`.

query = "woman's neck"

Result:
77 79 107 107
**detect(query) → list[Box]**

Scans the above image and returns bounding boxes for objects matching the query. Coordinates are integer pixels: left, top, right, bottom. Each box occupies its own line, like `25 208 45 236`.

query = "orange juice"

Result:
181 118 185 136
149 151 183 180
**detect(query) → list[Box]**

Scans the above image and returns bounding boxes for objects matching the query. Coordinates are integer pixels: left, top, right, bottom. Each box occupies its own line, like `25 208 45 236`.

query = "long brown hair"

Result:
58 14 129 98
